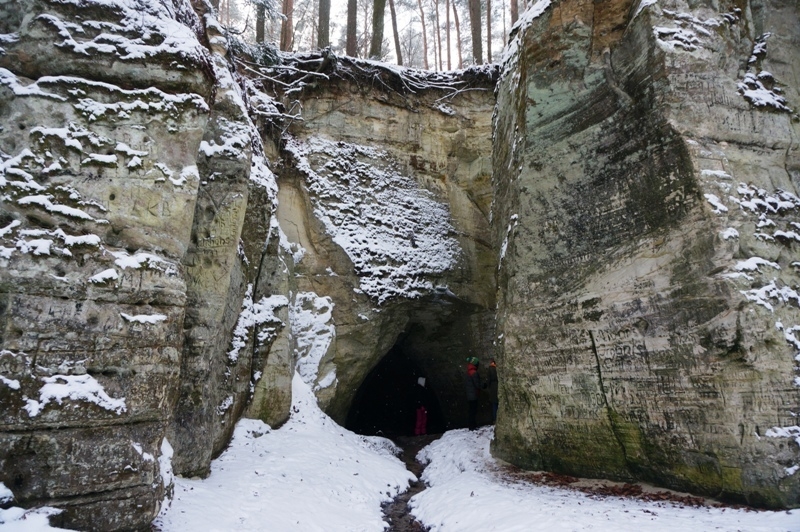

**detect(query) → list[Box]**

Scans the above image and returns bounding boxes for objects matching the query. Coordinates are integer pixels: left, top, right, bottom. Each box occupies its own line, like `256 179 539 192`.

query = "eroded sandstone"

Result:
492 0 800 508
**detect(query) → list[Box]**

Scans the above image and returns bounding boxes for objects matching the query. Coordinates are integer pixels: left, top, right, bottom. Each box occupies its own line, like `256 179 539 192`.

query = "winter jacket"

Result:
464 363 482 401
486 364 498 402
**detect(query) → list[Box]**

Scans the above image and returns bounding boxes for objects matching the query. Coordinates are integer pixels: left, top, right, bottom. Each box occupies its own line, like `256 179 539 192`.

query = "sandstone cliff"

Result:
1 0 799 528
492 0 800 508
0 0 285 528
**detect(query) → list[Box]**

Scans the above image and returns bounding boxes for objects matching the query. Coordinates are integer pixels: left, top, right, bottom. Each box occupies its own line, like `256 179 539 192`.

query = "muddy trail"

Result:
382 434 441 531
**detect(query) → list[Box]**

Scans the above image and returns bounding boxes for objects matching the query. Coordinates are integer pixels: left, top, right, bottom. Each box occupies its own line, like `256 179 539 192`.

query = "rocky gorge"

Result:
0 0 797 529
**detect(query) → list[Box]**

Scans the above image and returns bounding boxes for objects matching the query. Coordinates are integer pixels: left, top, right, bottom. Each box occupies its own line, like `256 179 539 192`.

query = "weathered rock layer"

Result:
1 0 799 528
492 0 800 508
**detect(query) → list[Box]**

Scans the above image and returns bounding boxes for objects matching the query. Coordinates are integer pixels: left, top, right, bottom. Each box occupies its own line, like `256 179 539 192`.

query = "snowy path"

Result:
381 435 440 530
3 375 797 530
154 377 797 531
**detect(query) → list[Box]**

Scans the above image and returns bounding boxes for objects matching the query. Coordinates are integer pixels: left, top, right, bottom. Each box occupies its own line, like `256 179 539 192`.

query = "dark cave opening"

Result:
346 341 446 438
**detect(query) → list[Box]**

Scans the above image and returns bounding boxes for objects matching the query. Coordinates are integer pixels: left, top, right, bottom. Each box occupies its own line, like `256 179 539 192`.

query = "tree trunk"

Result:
467 0 482 64
280 0 294 51
318 0 331 48
486 0 491 62
510 0 518 25
434 0 442 70
388 0 403 65
210 0 219 10
346 0 357 56
417 0 429 69
453 2 463 68
445 0 451 70
369 0 387 59
256 4 266 43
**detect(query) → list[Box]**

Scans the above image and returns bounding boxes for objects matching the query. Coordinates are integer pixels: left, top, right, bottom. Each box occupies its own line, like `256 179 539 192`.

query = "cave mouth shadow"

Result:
345 342 445 439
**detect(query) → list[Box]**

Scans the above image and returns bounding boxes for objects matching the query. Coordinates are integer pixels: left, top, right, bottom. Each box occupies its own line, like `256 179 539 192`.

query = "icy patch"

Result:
277 222 305 265
0 375 20 390
0 68 66 101
287 137 461 303
120 312 167 324
131 442 155 462
17 195 95 220
89 268 119 284
156 438 175 519
316 369 337 391
109 250 171 271
16 238 52 256
704 194 728 214
0 483 12 504
217 395 234 415
172 165 198 187
734 257 780 272
774 230 800 243
765 426 800 447
740 281 800 312
249 154 278 203
776 322 800 351
35 1 210 67
501 0 552 86
701 169 731 179
738 72 791 112
227 285 288 363
291 292 335 386
737 34 791 112
199 117 250 159
0 220 20 237
720 228 739 240
633 0 658 18
24 373 127 416
654 26 699 52
499 214 519 267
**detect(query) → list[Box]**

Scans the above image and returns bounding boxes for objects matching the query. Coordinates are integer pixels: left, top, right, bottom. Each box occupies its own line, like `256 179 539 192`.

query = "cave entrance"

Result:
346 338 446 438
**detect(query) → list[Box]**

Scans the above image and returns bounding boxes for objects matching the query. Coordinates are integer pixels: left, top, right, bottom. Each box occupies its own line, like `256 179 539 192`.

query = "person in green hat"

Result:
464 357 483 430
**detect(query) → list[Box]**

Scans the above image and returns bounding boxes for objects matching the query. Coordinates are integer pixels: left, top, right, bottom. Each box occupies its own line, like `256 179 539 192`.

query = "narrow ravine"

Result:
382 435 441 531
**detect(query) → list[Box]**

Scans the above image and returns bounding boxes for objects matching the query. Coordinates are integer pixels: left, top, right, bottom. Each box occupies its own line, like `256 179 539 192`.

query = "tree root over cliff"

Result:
235 47 499 120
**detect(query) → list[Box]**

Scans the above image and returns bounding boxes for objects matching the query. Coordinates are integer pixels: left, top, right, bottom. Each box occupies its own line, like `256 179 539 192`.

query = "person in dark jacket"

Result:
464 357 482 431
487 359 498 423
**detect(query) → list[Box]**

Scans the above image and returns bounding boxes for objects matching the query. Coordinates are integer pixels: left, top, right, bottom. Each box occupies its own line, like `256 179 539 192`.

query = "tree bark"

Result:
510 0 518 25
369 0 387 58
256 4 266 43
486 0 491 62
434 0 442 70
346 0 358 56
318 0 331 48
453 2 463 68
467 0 482 64
388 0 403 65
445 0 451 70
280 0 294 51
417 0 429 69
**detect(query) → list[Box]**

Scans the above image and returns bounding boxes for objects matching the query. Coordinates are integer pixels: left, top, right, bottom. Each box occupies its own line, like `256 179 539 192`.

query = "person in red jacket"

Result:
464 357 482 431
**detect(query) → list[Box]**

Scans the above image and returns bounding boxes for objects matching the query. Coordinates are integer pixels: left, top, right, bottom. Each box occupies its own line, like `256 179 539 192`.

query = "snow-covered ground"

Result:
2 375 798 531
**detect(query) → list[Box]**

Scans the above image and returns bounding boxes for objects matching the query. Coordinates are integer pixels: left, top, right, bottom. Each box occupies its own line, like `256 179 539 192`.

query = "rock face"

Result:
0 2 497 528
492 0 800 508
0 0 285 528
1 0 800 527
272 65 498 428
